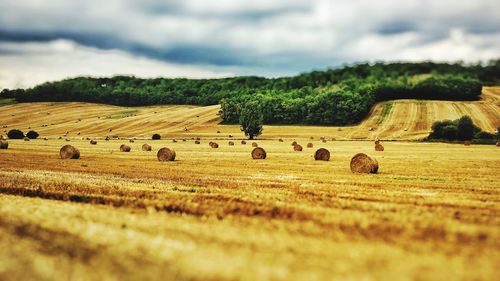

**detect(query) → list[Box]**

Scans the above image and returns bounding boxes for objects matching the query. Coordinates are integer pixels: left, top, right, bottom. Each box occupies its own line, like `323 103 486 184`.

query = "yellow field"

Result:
0 87 499 280
0 138 499 281
1 87 499 140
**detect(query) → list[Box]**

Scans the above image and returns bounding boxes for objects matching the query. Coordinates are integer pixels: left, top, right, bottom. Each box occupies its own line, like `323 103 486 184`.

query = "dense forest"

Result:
2 61 499 125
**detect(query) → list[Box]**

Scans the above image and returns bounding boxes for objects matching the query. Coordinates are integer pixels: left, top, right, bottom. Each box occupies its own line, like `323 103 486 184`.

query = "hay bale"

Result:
375 139 380 145
464 141 471 146
307 143 313 148
293 144 303 151
142 144 152 151
0 140 8 149
252 142 258 147
350 153 378 174
241 140 247 145
291 141 297 146
217 130 221 134
43 137 48 141
310 137 314 140
157 147 176 161
196 137 201 141
90 140 97 145
60 145 80 159
496 142 500 147
279 138 284 142
210 142 219 148
314 148 330 161
251 147 266 159
120 144 131 152
322 139 327 143
228 141 234 146
105 136 110 141
195 140 201 144
172 139 178 143
375 143 384 151
129 139 135 143
24 137 30 142
182 139 186 142
65 139 70 142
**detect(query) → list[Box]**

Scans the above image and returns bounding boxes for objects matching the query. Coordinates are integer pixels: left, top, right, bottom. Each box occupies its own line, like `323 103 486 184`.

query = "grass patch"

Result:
0 98 16 107
377 101 393 125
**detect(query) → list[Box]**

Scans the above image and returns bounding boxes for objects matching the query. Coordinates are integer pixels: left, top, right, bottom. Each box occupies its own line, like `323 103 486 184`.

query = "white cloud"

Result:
0 40 234 89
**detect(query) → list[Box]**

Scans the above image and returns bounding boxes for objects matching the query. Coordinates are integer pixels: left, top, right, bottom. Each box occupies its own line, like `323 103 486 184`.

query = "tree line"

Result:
1 61 498 126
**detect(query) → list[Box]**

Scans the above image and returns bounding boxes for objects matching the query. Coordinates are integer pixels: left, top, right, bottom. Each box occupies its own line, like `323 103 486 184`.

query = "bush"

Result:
474 131 496 139
152 133 161 140
441 125 458 141
7 129 24 139
26 130 39 139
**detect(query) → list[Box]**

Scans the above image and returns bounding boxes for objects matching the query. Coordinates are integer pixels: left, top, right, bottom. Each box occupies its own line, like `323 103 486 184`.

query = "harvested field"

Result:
0 138 499 280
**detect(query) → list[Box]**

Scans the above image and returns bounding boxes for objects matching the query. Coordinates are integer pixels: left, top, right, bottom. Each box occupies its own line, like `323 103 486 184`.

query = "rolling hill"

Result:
1 87 499 140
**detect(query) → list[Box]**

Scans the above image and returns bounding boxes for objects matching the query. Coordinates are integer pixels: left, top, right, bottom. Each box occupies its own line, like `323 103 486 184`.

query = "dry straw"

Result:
0 140 8 149
350 153 378 174
314 148 330 161
120 144 131 152
251 147 266 159
157 147 176 161
60 145 80 159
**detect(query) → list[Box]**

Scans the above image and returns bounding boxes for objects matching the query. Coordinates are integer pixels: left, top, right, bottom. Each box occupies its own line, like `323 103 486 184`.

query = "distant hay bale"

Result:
291 141 297 146
58 136 62 140
279 138 284 142
252 142 258 147
65 139 70 142
350 153 378 174
464 141 471 146
105 136 110 141
157 147 176 161
228 141 234 146
182 139 186 142
217 130 221 134
310 137 314 140
496 142 500 147
241 140 247 145
228 134 233 138
120 144 131 152
314 148 330 161
90 140 97 145
0 140 8 149
196 137 201 141
129 139 135 143
251 147 266 159
210 142 219 148
24 137 30 141
307 143 313 148
375 143 384 151
60 145 80 159
142 144 152 151
43 137 48 141
293 144 303 151
322 139 327 143
195 140 201 144
368 127 374 131
172 139 178 143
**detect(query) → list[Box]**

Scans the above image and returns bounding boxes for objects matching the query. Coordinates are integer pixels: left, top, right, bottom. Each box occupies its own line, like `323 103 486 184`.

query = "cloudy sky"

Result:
1 0 499 89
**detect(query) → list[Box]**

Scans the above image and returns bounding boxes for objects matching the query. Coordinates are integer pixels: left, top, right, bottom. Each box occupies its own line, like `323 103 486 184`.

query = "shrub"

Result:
7 129 24 139
474 131 496 139
456 116 474 140
152 133 161 140
26 130 39 139
442 125 458 141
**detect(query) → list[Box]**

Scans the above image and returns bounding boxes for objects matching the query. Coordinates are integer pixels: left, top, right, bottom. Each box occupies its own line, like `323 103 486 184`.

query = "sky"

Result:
1 0 499 89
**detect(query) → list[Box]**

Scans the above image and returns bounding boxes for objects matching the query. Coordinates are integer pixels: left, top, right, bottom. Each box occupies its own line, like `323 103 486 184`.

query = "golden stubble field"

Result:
0 138 499 281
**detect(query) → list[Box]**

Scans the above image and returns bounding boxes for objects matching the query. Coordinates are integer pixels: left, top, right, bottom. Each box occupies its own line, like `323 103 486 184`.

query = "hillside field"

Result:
0 87 499 280
1 87 499 141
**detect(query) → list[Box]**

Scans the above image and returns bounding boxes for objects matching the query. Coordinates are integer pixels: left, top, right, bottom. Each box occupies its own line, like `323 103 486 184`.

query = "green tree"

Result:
26 130 39 139
239 101 263 140
7 129 24 139
456 115 474 140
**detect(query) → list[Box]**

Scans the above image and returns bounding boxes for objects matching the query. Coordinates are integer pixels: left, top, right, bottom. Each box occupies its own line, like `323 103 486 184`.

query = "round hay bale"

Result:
252 142 258 147
279 138 284 142
251 147 266 159
0 140 8 149
210 142 219 148
464 141 471 146
228 141 234 146
375 143 384 151
217 130 221 134
182 139 186 142
65 139 70 142
24 137 30 142
291 141 297 146
157 147 176 161
142 144 152 151
496 142 500 147
307 143 313 148
90 140 97 145
60 145 80 159
196 137 201 141
350 153 378 174
195 140 201 144
241 140 247 145
310 137 314 140
120 144 131 152
129 139 135 143
314 148 330 161
172 139 178 143
105 136 110 141
43 137 48 141
322 139 327 143
293 144 303 151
